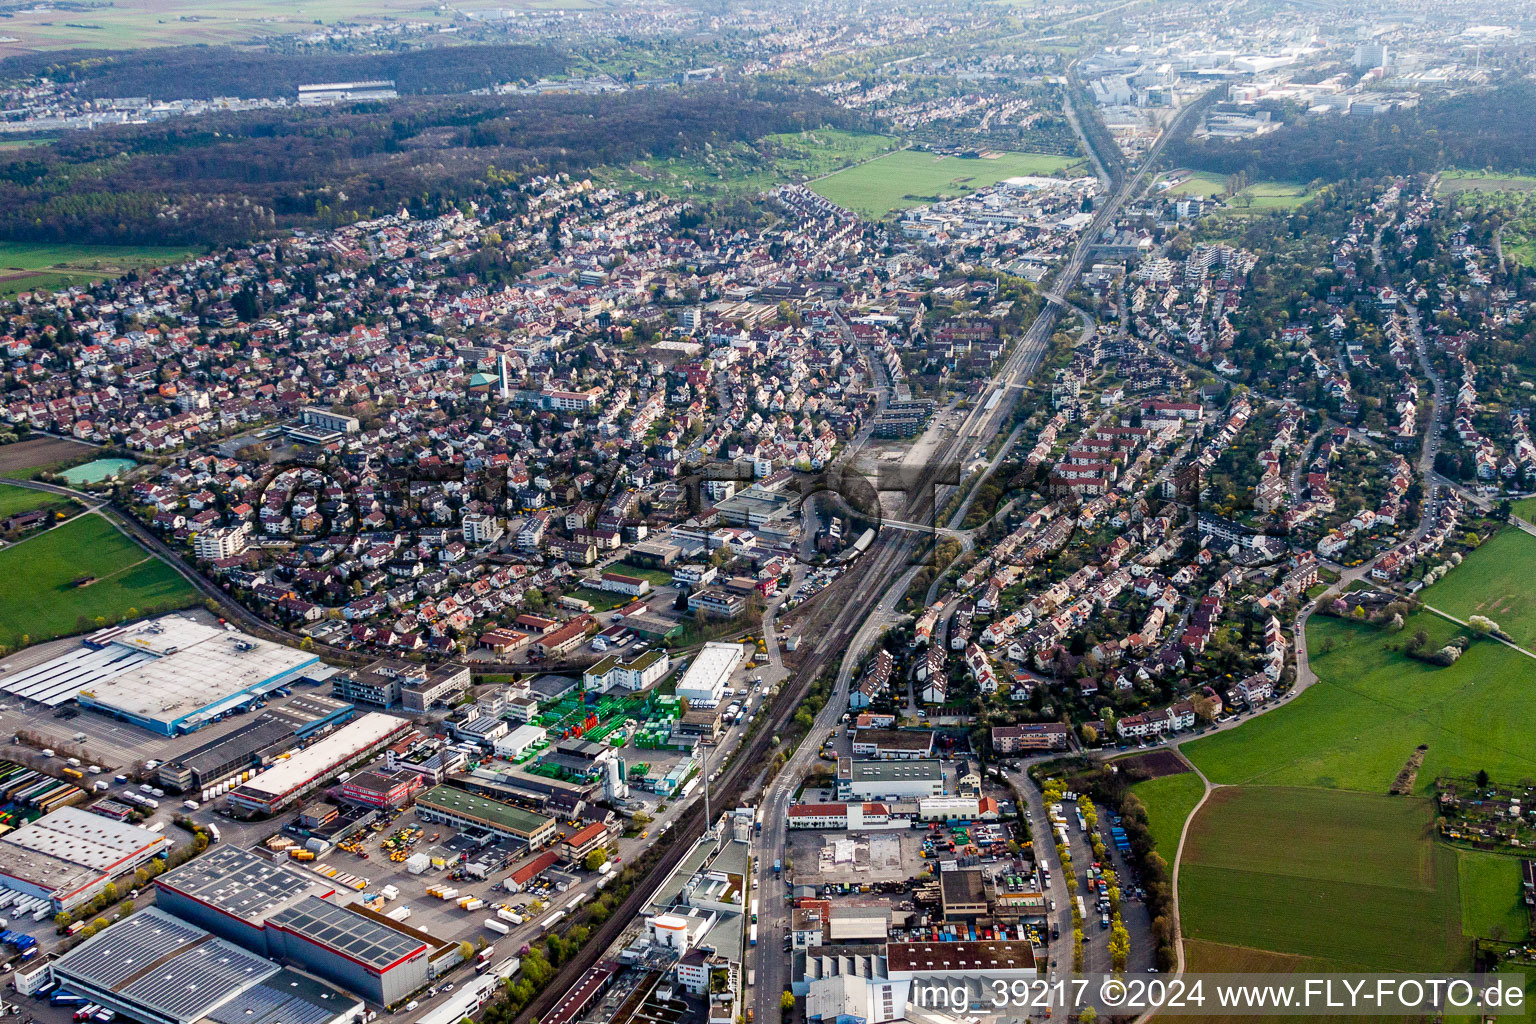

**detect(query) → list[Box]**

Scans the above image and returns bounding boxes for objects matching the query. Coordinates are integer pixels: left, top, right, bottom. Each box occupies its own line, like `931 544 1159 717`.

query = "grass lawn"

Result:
1183 610 1536 793
1514 495 1536 523
809 149 1085 218
0 483 69 519
1180 787 1464 971
1442 169 1536 194
0 242 198 299
1130 771 1205 855
1158 171 1315 214
1162 170 1229 197
0 513 198 648
611 562 678 588
568 586 633 614
1417 528 1536 648
1456 850 1529 941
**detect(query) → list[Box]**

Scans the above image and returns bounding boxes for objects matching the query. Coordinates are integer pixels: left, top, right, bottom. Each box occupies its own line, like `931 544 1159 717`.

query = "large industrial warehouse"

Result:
0 806 170 911
154 846 339 945
0 615 319 734
227 712 414 817
153 847 462 1006
674 641 744 704
415 785 557 849
51 909 363 1024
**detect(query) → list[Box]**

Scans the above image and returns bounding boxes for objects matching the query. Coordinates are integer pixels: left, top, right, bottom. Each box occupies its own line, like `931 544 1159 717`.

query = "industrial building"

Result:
154 845 338 948
415 785 557 848
675 642 744 704
268 896 455 1006
158 694 354 794
155 847 460 1007
339 768 422 809
0 615 318 733
227 713 414 817
835 758 946 801
0 806 169 911
51 909 363 1024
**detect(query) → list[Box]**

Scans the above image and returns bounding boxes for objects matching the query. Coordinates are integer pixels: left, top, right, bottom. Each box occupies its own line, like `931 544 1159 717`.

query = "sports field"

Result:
1129 770 1205 855
1180 787 1463 971
0 513 198 648
0 242 197 299
809 149 1085 218
1418 528 1536 648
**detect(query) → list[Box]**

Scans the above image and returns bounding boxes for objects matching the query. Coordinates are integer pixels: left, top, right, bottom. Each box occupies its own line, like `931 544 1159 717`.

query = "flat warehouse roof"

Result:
234 713 409 800
156 846 331 923
418 785 553 836
54 909 280 1024
0 807 166 893
0 642 156 707
203 967 362 1024
847 759 943 781
269 896 427 971
74 616 318 727
677 642 742 691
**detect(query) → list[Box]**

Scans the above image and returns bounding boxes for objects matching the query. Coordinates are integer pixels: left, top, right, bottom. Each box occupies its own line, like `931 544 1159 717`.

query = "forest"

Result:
1170 79 1536 182
0 84 858 246
0 43 569 100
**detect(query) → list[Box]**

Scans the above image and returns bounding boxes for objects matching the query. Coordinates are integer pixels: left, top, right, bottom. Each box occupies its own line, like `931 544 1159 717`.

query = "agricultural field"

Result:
1455 850 1529 941
0 242 198 299
1179 787 1464 971
0 0 461 56
1183 609 1536 793
0 436 98 480
1417 528 1536 649
1441 169 1536 194
0 513 199 649
809 149 1086 218
599 130 898 198
0 483 63 519
1129 770 1205 856
1159 171 1317 214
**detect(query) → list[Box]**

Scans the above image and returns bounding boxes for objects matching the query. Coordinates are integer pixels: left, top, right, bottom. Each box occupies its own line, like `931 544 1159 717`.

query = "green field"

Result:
0 0 466 54
1514 496 1536 523
1173 538 1536 979
600 129 899 197
1129 770 1205 855
0 483 64 519
809 149 1085 218
1183 610 1535 793
1160 172 1316 214
1418 529 1536 649
1180 787 1464 970
1442 169 1536 194
0 242 198 299
1456 850 1529 941
0 514 198 648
